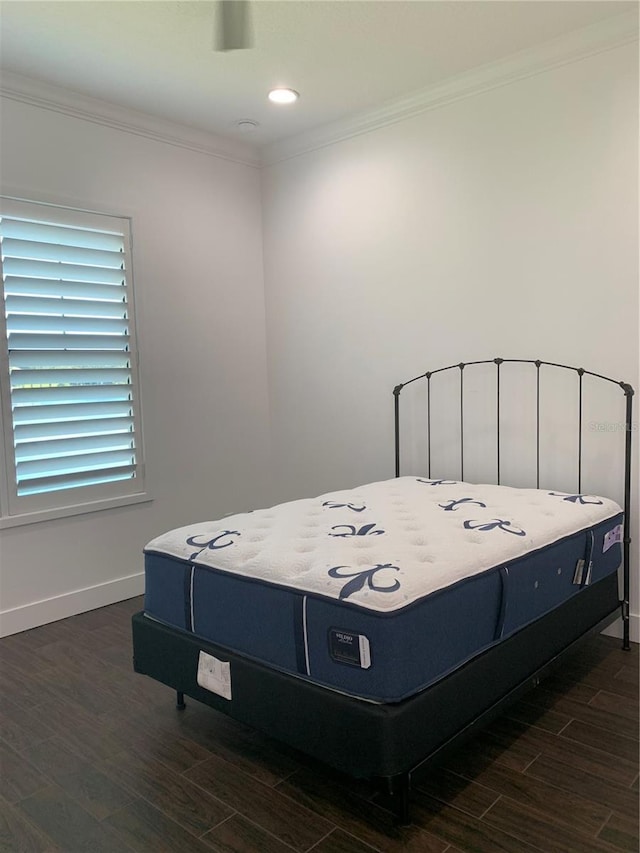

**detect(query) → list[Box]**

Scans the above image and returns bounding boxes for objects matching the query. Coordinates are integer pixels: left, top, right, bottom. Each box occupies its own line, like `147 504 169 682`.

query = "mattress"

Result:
143 477 623 703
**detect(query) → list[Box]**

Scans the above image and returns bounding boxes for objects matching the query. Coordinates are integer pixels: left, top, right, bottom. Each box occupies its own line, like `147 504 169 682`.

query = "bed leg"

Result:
176 691 186 710
387 773 411 825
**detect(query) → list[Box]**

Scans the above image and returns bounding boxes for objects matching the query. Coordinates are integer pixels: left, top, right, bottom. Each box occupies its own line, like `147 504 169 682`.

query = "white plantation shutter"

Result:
0 198 146 521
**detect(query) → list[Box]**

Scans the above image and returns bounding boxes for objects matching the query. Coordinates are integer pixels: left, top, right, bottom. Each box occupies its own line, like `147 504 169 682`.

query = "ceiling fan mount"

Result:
215 0 253 52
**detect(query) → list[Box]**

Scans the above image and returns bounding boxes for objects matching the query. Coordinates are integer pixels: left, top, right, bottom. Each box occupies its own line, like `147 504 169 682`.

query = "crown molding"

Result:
2 11 636 171
262 10 639 166
0 71 262 169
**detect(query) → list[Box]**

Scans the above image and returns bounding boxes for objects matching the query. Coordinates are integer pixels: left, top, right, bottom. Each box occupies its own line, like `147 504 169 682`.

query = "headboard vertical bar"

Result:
535 361 541 489
459 364 465 481
622 384 634 650
393 384 402 478
495 358 503 485
578 369 584 494
427 373 432 479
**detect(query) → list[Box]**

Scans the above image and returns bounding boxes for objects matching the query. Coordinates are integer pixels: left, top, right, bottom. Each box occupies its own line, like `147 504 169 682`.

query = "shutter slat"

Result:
3 257 126 285
2 237 125 269
10 367 132 387
8 334 130 351
7 313 129 334
0 217 124 251
11 385 134 406
17 466 136 496
5 295 128 318
9 351 131 369
13 400 133 424
17 448 136 478
15 416 135 442
4 277 126 300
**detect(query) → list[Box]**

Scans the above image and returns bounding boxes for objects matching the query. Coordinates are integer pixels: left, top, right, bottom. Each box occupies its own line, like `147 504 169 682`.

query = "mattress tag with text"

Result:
197 651 232 700
603 524 623 553
329 629 371 669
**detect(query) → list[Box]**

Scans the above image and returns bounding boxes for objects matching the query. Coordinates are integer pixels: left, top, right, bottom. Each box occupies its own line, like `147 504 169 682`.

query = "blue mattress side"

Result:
190 568 301 671
501 514 623 635
305 568 503 702
144 554 191 631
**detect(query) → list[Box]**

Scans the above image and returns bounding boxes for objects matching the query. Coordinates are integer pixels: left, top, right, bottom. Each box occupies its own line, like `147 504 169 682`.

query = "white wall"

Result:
261 44 639 635
0 98 272 633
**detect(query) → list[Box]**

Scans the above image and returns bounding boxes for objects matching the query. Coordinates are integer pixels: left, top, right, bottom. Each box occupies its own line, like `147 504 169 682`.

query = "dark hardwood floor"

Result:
1 598 637 852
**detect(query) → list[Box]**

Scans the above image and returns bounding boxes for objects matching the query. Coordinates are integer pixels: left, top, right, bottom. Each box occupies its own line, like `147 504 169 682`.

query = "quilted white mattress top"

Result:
145 477 622 613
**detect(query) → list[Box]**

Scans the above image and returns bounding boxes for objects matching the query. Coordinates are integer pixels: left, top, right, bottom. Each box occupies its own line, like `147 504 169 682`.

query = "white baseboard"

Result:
602 613 640 645
0 572 144 637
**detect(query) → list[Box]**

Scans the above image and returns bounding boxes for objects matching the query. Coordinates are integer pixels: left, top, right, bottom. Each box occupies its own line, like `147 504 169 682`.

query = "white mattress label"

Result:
197 651 232 700
146 478 622 615
603 523 623 553
359 634 372 669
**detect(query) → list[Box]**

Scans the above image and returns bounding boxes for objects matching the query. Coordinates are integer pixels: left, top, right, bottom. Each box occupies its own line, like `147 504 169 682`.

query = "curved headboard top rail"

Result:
393 357 634 649
393 358 635 396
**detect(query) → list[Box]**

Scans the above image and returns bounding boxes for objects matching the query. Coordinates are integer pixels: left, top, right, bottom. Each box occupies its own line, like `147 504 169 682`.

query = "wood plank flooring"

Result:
1 598 637 852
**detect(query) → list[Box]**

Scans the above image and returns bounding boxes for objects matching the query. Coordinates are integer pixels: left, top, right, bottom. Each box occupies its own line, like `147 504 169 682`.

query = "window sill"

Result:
0 492 153 529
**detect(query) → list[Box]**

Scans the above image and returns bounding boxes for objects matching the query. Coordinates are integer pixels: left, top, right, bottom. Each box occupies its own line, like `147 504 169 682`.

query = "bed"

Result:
132 358 634 822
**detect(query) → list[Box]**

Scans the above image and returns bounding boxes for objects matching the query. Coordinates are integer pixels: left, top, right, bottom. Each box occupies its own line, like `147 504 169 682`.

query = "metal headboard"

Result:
393 358 634 650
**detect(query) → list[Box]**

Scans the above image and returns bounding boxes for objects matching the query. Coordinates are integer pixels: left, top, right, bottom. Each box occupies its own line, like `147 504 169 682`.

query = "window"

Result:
0 197 147 526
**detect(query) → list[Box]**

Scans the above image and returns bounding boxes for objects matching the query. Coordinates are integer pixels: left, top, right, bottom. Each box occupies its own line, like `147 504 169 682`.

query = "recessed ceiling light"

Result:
268 88 299 105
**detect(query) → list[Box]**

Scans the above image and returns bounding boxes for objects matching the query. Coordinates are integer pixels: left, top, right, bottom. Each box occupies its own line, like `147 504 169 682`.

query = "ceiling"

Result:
0 1 635 149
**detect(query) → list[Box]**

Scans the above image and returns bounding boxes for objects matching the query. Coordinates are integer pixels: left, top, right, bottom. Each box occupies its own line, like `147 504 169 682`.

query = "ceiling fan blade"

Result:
215 0 253 51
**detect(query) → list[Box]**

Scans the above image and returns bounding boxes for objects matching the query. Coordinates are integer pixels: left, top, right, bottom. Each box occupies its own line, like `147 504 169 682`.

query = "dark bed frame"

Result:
132 358 634 823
